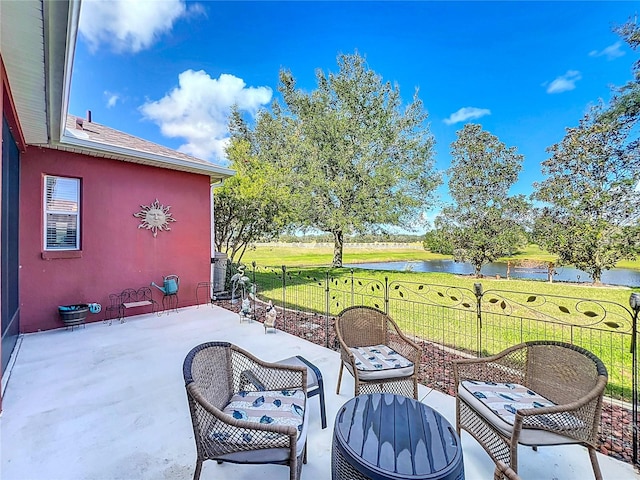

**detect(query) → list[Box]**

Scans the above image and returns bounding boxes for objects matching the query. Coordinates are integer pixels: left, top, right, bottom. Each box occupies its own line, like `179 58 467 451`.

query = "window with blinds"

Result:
44 176 80 250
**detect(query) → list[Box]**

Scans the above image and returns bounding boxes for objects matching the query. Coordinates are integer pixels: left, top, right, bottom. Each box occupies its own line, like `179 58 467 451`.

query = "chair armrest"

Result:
494 461 521 480
385 318 420 364
518 375 606 418
512 375 607 443
388 334 420 365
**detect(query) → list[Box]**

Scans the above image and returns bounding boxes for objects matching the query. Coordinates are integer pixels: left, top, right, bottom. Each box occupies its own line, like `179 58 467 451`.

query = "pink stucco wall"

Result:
19 146 212 332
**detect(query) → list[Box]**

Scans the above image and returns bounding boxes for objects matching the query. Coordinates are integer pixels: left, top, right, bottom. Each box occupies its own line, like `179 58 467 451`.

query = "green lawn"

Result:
245 243 448 266
243 244 639 401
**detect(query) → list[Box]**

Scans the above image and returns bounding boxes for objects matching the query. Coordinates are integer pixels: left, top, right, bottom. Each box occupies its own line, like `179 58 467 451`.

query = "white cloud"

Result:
443 107 491 125
545 70 582 94
140 70 272 161
79 0 204 53
589 41 625 60
105 91 120 108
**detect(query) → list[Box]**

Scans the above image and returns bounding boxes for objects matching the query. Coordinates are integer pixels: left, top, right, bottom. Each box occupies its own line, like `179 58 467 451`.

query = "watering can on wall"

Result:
151 274 179 296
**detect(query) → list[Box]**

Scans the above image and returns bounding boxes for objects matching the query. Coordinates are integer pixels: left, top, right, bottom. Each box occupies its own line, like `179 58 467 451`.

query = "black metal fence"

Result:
240 263 640 466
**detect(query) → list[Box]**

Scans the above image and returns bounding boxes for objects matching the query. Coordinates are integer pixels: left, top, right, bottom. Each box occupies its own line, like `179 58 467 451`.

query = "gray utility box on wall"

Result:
211 252 228 293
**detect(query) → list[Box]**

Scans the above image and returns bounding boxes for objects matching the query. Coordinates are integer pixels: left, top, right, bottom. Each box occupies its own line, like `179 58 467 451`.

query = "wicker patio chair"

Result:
183 341 309 480
453 341 608 480
335 305 420 399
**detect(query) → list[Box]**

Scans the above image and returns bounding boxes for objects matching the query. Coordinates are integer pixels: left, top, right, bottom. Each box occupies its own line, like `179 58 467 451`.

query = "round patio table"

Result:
332 393 464 480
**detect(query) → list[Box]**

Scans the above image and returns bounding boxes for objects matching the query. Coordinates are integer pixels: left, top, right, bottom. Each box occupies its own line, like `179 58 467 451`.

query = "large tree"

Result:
271 52 440 267
599 17 640 226
601 17 640 133
430 124 530 276
532 103 640 283
213 107 291 263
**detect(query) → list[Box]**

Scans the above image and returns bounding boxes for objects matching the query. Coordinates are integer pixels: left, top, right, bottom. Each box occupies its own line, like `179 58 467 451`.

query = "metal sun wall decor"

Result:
133 198 176 237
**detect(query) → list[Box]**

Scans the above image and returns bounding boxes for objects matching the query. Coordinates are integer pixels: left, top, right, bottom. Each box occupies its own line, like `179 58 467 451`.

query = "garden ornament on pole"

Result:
230 264 251 304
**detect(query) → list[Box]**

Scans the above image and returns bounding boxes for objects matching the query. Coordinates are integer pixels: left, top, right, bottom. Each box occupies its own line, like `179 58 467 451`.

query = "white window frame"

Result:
43 175 81 251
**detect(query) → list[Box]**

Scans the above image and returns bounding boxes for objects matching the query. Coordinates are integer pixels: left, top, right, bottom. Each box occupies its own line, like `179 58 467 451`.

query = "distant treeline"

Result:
274 233 424 243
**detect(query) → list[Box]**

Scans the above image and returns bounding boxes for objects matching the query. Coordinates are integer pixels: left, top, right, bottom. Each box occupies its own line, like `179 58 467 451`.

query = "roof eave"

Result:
56 134 235 183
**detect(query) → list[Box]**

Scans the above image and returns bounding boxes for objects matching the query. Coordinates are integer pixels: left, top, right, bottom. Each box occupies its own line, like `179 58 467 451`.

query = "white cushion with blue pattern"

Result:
459 380 586 445
347 344 414 380
217 389 306 445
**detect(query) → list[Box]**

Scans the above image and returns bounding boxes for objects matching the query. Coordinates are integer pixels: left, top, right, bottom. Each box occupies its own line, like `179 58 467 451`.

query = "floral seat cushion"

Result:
460 380 585 436
348 344 414 380
216 389 306 445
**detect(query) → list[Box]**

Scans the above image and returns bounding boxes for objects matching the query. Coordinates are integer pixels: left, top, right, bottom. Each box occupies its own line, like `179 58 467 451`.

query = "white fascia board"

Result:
53 0 81 144
59 133 236 182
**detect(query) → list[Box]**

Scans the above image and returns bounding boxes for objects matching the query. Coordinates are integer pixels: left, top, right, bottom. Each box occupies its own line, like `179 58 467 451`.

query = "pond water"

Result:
344 259 640 287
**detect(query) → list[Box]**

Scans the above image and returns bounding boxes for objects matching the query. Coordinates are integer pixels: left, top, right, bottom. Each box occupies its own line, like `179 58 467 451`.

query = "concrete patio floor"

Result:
1 305 638 480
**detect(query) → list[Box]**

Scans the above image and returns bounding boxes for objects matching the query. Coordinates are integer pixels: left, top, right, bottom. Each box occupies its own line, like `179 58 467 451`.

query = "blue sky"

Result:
69 0 637 225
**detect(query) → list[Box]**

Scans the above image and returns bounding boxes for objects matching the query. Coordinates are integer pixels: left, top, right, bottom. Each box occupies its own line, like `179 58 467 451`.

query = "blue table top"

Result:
333 393 464 480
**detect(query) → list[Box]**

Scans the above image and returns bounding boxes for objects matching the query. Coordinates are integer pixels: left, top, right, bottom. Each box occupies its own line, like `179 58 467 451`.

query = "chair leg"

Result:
336 362 344 394
293 447 305 480
318 384 327 429
509 439 519 478
193 459 203 480
588 446 603 480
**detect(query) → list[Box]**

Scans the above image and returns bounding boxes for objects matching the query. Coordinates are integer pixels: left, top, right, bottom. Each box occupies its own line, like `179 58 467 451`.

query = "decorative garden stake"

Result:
264 300 277 333
239 297 252 323
230 264 251 305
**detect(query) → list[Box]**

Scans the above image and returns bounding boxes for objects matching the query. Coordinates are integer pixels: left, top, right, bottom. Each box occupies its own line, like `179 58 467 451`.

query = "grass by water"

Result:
245 242 640 272
243 243 639 400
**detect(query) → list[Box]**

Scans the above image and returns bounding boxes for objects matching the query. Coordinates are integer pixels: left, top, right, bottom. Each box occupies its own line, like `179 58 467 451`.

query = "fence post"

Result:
281 265 287 332
384 276 389 314
350 268 354 306
630 293 640 465
474 283 483 357
251 261 257 321
325 270 331 348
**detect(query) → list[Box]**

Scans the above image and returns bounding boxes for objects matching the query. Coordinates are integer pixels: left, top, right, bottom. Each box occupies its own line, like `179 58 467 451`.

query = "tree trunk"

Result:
332 230 344 267
474 263 482 278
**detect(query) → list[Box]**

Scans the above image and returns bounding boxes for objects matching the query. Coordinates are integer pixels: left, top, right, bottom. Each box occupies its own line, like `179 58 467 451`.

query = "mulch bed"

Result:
216 299 636 465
